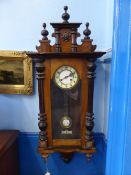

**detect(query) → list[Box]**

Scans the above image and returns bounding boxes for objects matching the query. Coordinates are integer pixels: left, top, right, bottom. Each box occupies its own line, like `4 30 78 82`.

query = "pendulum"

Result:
44 157 50 175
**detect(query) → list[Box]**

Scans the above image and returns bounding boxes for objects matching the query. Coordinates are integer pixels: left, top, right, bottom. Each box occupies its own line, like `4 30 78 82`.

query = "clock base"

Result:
38 145 96 163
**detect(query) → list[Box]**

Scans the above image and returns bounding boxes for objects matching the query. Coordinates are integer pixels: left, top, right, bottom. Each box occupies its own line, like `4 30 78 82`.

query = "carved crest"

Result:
36 6 96 53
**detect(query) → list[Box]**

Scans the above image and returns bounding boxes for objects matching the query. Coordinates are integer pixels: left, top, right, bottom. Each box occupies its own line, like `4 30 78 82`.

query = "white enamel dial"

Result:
54 65 79 89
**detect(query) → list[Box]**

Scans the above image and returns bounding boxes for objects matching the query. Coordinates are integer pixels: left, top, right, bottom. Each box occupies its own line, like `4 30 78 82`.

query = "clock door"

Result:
50 60 84 146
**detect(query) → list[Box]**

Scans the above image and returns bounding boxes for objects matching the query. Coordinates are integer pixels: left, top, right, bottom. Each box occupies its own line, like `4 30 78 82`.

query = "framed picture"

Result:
0 51 33 95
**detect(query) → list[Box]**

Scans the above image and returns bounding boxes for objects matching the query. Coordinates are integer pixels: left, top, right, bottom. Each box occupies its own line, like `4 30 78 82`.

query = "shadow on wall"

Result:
19 133 106 175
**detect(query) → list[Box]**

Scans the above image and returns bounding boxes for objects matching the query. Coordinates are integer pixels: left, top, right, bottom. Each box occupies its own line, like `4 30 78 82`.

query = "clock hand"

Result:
60 72 74 81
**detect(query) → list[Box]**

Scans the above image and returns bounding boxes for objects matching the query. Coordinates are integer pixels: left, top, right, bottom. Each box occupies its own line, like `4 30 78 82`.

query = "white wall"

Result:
0 0 113 133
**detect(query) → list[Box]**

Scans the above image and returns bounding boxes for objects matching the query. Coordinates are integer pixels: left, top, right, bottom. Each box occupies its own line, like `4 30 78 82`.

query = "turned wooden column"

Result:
53 28 61 52
85 58 96 149
71 28 77 53
35 61 48 148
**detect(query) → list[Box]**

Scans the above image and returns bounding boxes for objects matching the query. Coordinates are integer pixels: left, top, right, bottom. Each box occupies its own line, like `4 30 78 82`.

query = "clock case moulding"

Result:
28 6 106 163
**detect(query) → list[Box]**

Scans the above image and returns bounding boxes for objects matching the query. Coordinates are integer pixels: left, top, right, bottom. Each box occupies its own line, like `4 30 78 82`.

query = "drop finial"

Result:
62 6 70 23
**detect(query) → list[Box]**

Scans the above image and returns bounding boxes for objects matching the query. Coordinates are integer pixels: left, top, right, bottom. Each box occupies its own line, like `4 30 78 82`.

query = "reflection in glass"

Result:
51 80 81 139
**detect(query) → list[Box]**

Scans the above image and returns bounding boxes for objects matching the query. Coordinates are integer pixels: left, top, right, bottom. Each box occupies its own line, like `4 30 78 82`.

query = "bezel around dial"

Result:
54 65 79 89
60 116 72 129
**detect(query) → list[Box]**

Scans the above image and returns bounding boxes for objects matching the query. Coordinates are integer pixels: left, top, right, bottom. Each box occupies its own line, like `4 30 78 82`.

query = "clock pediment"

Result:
36 6 98 54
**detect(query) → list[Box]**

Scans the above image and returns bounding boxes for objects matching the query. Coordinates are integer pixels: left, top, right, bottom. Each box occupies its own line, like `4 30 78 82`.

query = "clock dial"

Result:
54 66 79 89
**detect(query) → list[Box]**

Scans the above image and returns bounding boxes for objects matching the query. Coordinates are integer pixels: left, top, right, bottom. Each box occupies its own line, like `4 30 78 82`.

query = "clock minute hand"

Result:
60 72 74 81
60 75 69 81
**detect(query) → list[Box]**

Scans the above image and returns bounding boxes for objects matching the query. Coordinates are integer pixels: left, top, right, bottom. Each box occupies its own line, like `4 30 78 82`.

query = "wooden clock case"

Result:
29 6 105 162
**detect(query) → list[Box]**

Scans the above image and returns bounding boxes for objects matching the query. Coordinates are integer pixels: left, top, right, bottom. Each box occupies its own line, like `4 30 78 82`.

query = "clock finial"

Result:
41 23 49 40
62 6 70 23
83 22 91 39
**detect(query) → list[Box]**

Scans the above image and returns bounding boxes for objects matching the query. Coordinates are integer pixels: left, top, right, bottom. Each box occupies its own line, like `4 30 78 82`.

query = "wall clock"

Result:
29 6 105 163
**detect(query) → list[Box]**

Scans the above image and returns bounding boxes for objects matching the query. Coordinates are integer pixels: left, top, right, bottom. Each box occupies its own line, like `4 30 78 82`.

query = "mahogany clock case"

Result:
28 6 105 162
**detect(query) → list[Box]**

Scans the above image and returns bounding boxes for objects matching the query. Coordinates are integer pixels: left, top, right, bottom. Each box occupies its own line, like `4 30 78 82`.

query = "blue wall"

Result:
0 1 114 175
19 133 106 175
0 0 114 134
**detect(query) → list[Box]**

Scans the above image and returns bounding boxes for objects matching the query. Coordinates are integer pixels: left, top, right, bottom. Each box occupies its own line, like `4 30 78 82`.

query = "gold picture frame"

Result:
0 51 33 95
